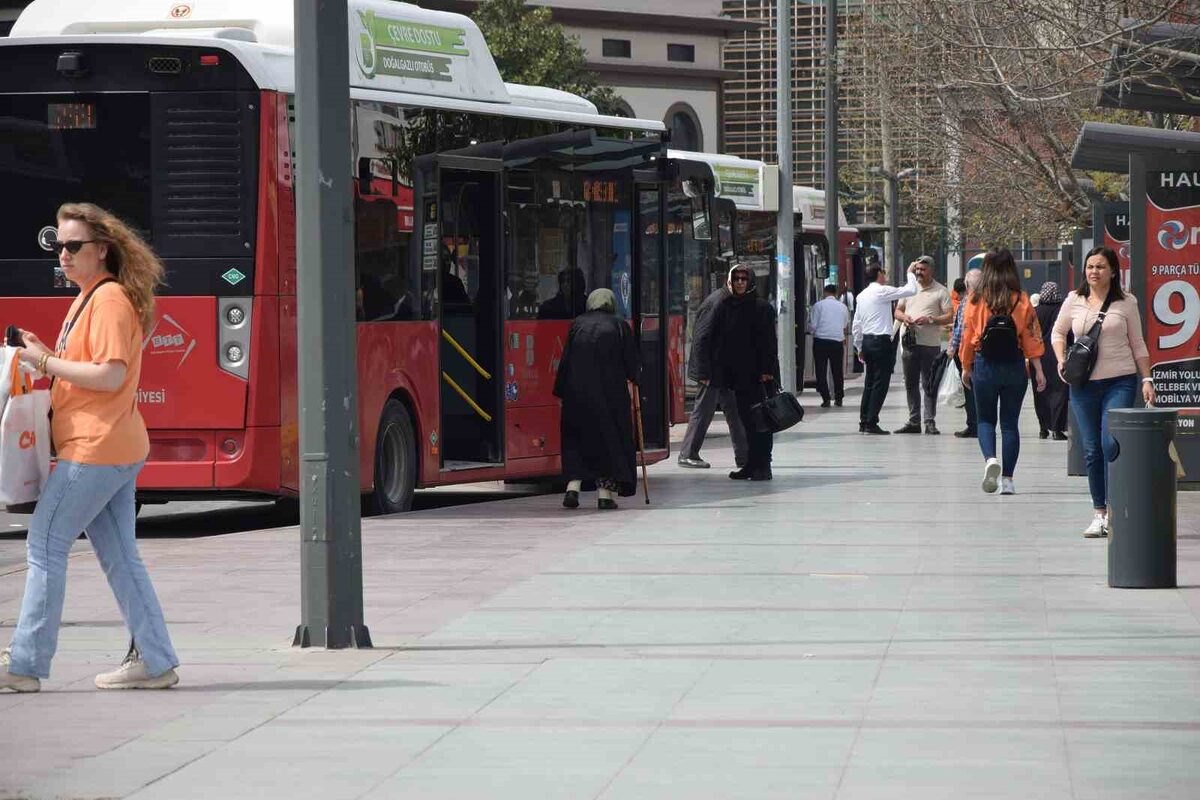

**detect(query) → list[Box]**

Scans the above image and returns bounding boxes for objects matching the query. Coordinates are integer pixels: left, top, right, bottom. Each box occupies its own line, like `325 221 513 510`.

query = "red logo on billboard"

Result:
142 314 197 368
170 4 192 19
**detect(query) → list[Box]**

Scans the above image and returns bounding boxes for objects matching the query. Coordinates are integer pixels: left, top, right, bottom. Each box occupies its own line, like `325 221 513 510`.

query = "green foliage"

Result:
473 0 626 116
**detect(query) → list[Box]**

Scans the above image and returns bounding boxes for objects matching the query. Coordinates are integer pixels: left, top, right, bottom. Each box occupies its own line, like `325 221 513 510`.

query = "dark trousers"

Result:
859 334 894 427
902 343 941 425
734 384 774 471
813 338 845 402
679 383 749 465
955 355 977 431
1032 367 1069 434
972 357 1028 477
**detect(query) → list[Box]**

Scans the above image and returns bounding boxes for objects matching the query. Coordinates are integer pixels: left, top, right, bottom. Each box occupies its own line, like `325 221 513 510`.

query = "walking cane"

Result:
631 384 650 504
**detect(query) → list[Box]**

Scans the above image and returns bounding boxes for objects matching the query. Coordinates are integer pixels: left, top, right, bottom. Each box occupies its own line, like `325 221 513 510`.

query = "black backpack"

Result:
979 311 1023 361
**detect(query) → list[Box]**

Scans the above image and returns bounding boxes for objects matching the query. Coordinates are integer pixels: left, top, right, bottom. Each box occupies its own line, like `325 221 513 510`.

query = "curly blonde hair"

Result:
57 203 165 330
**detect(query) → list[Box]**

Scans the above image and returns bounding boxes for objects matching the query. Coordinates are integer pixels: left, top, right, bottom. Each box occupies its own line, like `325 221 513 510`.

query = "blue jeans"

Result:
8 460 177 679
972 357 1029 477
1070 373 1139 510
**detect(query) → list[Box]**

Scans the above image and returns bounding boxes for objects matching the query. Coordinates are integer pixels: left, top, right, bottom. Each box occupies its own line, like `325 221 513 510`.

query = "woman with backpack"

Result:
1051 247 1153 538
960 248 1047 495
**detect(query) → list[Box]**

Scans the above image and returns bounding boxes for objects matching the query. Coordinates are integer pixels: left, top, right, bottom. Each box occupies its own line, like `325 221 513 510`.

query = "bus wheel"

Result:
368 399 416 515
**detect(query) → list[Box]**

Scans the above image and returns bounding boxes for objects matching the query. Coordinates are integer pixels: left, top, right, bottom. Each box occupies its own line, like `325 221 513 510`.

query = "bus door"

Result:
436 159 504 470
635 184 668 451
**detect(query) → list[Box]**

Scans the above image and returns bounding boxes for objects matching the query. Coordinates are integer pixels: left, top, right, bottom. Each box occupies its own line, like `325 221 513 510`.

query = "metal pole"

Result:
824 0 839 287
889 174 900 282
776 0 796 394
293 0 370 650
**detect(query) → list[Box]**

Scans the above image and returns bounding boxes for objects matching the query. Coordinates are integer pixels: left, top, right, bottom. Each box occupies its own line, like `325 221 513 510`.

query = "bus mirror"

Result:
692 209 711 241
816 264 830 279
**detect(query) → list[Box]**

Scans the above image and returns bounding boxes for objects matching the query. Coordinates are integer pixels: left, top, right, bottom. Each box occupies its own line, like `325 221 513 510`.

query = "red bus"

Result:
0 0 691 512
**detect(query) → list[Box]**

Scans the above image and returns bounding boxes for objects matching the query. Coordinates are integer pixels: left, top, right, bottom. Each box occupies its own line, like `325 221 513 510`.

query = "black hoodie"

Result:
710 265 779 389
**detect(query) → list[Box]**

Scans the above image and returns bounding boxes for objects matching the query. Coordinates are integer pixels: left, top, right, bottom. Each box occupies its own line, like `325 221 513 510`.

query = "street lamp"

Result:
870 165 918 280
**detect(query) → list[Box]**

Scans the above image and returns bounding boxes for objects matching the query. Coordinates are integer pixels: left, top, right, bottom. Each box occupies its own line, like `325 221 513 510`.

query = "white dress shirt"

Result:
809 296 850 342
852 273 920 351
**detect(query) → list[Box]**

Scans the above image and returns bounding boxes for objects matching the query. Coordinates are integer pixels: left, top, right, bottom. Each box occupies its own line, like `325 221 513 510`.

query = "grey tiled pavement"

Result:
1 377 1199 799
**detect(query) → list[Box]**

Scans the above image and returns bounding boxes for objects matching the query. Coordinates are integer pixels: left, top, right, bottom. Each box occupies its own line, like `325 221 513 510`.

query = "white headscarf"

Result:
586 288 616 313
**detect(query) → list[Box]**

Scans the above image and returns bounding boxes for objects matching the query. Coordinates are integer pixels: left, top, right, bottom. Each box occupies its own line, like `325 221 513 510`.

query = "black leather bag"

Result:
751 382 804 433
1061 295 1113 388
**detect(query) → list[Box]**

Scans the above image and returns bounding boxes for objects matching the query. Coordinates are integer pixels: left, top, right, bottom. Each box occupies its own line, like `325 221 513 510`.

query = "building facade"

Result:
424 0 756 154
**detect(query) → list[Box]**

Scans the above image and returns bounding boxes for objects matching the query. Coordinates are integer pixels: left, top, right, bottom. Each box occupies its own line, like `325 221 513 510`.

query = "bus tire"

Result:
368 399 417 515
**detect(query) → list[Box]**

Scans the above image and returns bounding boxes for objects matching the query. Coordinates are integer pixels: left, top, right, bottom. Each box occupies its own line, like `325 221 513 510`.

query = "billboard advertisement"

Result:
1093 202 1131 292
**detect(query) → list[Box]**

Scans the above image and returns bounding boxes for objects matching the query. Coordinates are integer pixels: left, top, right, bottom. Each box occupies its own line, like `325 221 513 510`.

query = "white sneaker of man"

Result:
1082 514 1109 539
0 648 40 693
1000 477 1016 495
95 657 179 690
981 458 1001 494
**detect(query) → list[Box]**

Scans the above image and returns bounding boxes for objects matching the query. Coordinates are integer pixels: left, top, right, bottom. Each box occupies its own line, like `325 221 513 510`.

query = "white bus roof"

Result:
6 0 661 132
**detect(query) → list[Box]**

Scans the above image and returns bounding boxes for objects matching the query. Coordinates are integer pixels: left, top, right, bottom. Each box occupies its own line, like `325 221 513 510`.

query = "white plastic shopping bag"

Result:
0 345 18 414
0 358 50 505
937 355 966 409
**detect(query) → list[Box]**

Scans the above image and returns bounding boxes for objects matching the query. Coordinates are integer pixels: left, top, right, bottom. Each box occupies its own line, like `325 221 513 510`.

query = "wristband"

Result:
1142 377 1153 384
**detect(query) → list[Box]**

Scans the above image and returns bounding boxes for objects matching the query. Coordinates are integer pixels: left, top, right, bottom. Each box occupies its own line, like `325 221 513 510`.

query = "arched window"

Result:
612 100 635 119
664 103 703 151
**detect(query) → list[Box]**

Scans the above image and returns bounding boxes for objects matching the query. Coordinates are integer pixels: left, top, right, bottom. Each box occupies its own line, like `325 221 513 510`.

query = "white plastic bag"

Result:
937 355 966 409
0 345 18 415
0 359 50 505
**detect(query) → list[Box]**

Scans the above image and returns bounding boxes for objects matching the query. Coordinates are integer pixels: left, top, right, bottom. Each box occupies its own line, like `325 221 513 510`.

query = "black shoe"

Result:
924 423 940 435
953 427 977 438
563 491 579 509
729 468 753 480
862 425 890 435
1051 431 1068 441
894 423 922 434
678 457 711 469
598 498 618 510
1038 429 1049 440
834 398 843 407
749 469 772 481
820 399 831 408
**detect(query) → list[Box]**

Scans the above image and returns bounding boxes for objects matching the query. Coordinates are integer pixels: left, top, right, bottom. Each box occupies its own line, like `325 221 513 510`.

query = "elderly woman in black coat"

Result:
554 288 640 510
1032 281 1069 439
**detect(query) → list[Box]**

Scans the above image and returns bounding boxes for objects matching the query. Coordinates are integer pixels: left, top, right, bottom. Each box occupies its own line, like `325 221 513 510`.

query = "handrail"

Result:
441 371 493 423
441 329 492 380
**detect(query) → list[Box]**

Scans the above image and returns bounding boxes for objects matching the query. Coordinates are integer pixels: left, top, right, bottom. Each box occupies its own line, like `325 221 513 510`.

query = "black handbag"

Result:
930 350 951 390
1061 294 1113 388
751 382 804 433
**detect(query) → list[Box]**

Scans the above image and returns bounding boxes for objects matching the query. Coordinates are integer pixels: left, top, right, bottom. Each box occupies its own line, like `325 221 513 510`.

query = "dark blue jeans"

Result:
972 356 1029 477
1070 373 1139 510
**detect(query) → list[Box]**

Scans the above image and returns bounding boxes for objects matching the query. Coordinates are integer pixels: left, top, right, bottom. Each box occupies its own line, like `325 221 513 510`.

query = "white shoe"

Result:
1082 515 1109 538
981 458 1001 493
1000 477 1016 495
0 648 40 693
95 657 179 690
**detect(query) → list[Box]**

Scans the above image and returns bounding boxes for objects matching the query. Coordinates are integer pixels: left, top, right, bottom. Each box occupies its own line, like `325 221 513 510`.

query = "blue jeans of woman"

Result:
1070 373 1138 510
972 356 1029 477
7 460 178 679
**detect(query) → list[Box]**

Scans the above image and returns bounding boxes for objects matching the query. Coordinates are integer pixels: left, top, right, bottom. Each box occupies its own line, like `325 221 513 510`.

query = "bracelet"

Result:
1142 377 1153 384
38 354 50 377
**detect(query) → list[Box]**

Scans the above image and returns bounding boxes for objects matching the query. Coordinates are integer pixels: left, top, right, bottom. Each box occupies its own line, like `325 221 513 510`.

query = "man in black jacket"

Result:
711 264 780 481
677 282 749 469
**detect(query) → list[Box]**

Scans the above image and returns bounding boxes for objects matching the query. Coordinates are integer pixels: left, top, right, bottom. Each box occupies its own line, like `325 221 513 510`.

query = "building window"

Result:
602 38 631 58
667 43 695 63
665 103 703 152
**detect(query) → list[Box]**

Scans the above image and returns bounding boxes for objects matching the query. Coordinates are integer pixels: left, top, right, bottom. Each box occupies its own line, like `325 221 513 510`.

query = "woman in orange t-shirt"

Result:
1 204 178 694
960 247 1047 497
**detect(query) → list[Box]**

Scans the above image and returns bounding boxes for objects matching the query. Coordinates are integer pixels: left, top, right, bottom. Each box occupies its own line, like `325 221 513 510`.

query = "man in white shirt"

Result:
852 260 920 434
808 284 851 407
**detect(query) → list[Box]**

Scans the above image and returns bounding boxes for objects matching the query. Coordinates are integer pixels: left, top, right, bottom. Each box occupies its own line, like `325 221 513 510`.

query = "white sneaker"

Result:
1083 515 1109 538
981 458 1001 493
1000 477 1016 495
0 648 40 693
94 657 179 690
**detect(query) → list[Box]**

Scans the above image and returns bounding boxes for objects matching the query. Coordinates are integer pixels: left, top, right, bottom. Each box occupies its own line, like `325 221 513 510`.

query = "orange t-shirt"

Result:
50 279 149 465
959 290 1045 367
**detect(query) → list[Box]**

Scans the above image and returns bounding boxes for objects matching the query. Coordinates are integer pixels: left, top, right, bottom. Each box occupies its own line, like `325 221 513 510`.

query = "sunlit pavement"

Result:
1 377 1198 799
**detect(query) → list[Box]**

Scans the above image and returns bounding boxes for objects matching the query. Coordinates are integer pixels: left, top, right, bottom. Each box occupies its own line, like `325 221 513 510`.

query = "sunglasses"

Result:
49 239 97 255
732 275 750 283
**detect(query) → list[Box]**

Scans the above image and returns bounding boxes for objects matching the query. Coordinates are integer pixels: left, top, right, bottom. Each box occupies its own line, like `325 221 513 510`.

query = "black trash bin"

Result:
1107 408 1178 589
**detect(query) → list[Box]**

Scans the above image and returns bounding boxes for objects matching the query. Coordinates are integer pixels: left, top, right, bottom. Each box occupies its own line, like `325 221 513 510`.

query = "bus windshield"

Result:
0 93 152 259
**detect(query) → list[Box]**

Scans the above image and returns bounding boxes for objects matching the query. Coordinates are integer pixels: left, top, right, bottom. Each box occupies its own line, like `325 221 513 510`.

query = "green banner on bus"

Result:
355 10 469 81
713 165 760 200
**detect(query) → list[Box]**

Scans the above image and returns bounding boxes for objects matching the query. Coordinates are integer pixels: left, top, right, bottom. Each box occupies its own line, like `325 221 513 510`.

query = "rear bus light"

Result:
148 437 208 462
200 54 221 66
218 298 251 380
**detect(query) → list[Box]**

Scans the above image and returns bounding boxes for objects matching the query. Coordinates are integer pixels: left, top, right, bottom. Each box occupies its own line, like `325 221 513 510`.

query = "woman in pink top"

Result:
1051 247 1154 538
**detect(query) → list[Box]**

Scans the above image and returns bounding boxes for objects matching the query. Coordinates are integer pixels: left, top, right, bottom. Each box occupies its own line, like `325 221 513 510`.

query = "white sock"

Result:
598 487 613 500
567 480 582 492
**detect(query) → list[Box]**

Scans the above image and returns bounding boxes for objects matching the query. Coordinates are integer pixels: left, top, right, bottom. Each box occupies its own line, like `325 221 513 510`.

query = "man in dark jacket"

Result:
677 283 749 469
554 288 640 509
711 264 780 481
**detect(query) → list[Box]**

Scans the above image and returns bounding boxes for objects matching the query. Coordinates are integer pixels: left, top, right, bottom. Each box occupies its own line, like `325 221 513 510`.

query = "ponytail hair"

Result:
57 203 164 330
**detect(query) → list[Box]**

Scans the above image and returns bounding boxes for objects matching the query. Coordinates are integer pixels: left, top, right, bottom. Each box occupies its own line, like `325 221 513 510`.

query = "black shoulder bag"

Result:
1061 294 1113 389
